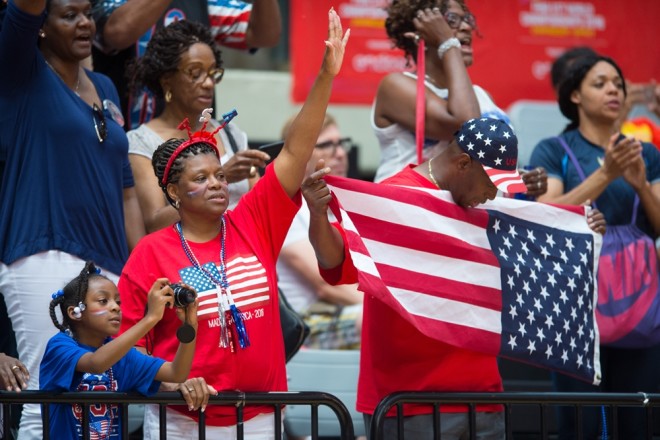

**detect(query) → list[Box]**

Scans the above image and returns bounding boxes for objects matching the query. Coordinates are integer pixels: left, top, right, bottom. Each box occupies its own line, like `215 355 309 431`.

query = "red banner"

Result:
291 0 660 109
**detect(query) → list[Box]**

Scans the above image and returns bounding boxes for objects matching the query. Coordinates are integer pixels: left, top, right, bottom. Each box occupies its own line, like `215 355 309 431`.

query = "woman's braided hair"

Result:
49 261 107 334
385 0 468 64
152 138 219 206
128 19 224 98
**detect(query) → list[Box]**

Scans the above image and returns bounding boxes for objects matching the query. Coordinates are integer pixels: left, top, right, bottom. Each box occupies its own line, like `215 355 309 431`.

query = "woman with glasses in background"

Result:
372 0 547 197
127 20 270 233
0 0 143 438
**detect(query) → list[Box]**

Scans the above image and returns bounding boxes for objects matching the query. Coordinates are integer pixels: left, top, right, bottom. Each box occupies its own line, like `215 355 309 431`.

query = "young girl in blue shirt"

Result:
40 261 198 439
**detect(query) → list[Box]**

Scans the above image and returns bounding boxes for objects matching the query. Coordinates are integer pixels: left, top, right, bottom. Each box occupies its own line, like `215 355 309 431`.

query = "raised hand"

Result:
407 7 454 48
322 8 350 78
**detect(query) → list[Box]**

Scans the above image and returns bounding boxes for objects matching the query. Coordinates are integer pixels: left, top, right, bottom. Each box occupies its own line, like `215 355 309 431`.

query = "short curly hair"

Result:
129 20 223 99
385 0 469 63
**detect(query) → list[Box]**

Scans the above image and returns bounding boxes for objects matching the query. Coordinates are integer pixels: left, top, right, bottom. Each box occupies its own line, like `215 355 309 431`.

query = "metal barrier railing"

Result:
0 390 355 440
370 392 660 440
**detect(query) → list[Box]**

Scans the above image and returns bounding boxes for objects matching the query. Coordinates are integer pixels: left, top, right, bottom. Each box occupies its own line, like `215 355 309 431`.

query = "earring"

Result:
174 199 180 210
38 30 46 38
72 302 86 319
165 90 172 103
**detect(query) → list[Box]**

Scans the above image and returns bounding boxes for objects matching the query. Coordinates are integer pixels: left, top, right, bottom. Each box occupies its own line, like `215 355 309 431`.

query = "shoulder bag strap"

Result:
554 135 639 223
224 123 239 154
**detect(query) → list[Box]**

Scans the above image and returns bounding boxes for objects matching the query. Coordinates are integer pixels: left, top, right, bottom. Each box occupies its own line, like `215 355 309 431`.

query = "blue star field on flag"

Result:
487 209 600 383
179 262 222 294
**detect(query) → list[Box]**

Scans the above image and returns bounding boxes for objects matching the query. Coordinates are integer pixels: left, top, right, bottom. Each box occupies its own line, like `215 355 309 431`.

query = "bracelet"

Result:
437 37 461 60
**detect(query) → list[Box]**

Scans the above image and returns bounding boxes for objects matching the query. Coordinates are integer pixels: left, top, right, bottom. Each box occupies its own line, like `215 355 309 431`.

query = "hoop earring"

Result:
165 90 172 103
174 199 180 210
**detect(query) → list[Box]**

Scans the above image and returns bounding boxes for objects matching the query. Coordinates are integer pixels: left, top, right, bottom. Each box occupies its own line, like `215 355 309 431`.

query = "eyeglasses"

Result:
179 65 225 85
444 11 477 29
92 103 107 143
315 137 352 156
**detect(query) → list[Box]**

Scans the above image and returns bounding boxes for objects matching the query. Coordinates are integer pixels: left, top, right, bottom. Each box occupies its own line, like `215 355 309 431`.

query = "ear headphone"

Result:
72 302 86 319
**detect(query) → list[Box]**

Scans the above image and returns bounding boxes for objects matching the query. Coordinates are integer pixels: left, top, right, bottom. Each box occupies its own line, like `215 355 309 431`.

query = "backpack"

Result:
556 135 660 348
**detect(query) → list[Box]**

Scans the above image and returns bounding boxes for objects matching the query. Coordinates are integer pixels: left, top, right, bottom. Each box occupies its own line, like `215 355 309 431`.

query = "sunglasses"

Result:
92 103 107 143
179 65 225 85
315 137 353 155
444 11 477 30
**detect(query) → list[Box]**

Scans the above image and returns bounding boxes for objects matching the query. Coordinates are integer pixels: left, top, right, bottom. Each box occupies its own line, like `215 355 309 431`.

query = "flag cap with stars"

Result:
454 118 527 194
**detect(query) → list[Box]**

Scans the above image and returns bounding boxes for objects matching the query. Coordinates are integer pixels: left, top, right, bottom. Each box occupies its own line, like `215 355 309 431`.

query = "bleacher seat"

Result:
507 100 569 168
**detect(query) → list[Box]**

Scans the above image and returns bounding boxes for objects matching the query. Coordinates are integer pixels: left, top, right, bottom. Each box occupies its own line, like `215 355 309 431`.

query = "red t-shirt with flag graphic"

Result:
322 165 503 417
118 165 301 426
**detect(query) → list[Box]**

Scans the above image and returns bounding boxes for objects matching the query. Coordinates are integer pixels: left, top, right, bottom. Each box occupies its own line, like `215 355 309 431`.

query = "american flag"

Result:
325 176 602 385
179 261 270 318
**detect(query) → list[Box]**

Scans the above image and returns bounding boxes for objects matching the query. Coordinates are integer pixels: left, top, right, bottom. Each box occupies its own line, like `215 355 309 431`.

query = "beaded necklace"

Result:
175 218 250 350
69 333 116 439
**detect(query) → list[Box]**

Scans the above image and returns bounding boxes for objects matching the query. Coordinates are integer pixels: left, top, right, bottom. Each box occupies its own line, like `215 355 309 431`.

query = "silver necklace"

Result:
45 60 80 96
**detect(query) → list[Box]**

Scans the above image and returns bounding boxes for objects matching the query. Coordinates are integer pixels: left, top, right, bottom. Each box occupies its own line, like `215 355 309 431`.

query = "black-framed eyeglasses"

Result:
315 137 353 156
444 11 477 29
92 103 107 143
179 65 225 85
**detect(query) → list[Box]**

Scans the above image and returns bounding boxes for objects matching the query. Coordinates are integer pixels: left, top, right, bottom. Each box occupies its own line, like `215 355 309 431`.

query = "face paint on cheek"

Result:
186 184 208 199
90 310 108 316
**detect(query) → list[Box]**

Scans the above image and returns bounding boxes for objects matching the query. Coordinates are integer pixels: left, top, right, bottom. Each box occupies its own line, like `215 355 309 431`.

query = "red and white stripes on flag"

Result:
325 175 603 384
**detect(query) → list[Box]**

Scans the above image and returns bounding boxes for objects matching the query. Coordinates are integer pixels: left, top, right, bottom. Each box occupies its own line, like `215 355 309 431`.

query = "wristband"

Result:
437 37 461 59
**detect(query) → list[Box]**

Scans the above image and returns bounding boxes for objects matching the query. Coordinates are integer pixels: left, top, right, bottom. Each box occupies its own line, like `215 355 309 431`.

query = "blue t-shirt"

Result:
530 129 660 238
0 1 133 274
40 332 165 440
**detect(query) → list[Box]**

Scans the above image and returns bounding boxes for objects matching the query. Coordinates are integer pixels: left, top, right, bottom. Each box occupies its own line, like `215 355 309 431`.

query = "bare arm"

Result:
124 186 147 250
76 279 184 374
273 9 349 197
621 154 660 235
280 240 362 305
129 154 180 233
244 0 281 48
303 164 347 269
153 301 198 383
98 0 172 51
374 9 479 140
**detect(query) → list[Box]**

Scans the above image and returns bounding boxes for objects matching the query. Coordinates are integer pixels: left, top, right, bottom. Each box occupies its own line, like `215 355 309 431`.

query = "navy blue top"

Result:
0 1 133 274
530 129 660 238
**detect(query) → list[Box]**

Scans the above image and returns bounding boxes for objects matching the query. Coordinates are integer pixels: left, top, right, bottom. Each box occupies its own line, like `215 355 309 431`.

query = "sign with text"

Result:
290 0 660 109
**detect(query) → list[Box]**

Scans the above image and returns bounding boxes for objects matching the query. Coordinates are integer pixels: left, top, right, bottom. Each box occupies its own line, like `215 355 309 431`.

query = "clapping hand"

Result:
602 134 643 180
